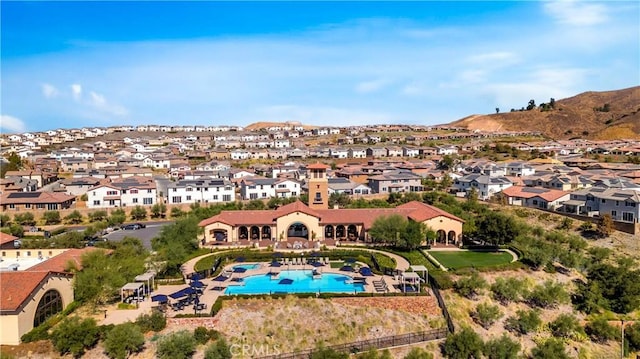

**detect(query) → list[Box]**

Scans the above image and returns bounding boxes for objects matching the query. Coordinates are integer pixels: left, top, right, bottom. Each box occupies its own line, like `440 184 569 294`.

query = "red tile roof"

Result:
501 186 569 202
0 232 18 246
0 271 72 312
306 163 329 170
199 200 463 230
28 247 105 273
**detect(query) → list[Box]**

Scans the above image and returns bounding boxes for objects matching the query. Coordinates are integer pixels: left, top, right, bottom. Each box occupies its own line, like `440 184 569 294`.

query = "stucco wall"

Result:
424 216 463 241
1 275 74 345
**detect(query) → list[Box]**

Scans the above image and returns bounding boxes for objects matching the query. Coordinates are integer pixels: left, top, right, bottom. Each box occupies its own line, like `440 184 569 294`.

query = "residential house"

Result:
366 147 387 158
0 192 76 211
326 178 371 196
240 177 301 200
454 174 513 200
87 176 156 208
166 178 235 204
367 171 423 194
500 186 570 210
59 177 103 196
348 148 367 159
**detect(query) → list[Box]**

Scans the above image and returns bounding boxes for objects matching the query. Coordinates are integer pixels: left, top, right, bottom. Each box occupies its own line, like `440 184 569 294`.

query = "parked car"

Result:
121 223 145 230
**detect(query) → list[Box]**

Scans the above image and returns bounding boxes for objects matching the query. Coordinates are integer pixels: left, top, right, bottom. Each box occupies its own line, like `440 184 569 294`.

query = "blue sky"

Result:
1 1 638 133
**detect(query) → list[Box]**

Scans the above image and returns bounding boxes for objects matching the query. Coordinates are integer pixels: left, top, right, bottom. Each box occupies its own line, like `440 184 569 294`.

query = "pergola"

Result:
410 265 429 281
134 271 156 296
400 271 423 293
120 282 144 302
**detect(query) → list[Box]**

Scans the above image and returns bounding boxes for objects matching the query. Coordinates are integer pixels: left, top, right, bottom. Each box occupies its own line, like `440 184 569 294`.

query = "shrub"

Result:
525 280 569 309
505 309 542 335
530 338 569 359
64 210 84 224
442 327 484 359
194 326 220 345
88 210 108 222
585 318 619 343
204 338 232 359
490 277 525 305
403 347 433 359
549 313 585 339
135 311 166 333
103 322 145 359
14 212 36 226
43 210 61 225
483 333 520 359
309 346 349 359
50 317 99 358
454 271 486 299
472 302 502 329
625 321 640 352
130 206 147 220
156 330 197 359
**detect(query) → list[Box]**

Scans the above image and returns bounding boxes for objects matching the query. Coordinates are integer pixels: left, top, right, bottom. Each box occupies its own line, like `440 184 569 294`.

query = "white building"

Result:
166 178 235 204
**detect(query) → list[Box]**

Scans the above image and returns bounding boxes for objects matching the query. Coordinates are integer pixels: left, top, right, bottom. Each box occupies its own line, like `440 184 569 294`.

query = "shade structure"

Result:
340 265 354 272
270 260 282 267
278 278 294 285
233 267 247 273
151 294 168 303
213 275 229 282
359 267 374 276
169 287 196 299
190 280 205 288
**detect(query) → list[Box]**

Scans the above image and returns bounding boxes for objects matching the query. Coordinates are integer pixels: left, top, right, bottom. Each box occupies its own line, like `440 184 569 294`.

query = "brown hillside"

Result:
244 121 318 131
451 86 640 140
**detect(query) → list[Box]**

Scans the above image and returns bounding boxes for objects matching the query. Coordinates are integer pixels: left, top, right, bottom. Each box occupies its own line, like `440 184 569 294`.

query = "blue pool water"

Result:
225 270 365 295
232 263 261 270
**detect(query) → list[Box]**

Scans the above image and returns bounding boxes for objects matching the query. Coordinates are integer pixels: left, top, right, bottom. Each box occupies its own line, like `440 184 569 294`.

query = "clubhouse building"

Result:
199 164 464 247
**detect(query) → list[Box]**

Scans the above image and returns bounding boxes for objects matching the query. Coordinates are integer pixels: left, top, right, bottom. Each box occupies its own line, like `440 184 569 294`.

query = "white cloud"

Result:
0 114 27 133
41 83 59 99
544 1 609 26
89 91 128 116
70 84 82 101
355 78 390 94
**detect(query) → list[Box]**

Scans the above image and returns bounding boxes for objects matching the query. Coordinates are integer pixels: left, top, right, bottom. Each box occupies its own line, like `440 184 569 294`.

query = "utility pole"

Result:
621 319 625 359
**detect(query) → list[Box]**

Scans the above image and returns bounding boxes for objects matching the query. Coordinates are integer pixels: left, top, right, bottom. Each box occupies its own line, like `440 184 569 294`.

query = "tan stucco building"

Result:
0 248 101 345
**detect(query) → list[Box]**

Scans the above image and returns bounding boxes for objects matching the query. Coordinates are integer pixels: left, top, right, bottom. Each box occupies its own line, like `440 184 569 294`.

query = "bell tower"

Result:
307 163 329 210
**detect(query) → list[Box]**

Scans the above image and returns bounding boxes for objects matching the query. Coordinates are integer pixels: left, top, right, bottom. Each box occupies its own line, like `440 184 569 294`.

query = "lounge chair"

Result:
324 257 330 264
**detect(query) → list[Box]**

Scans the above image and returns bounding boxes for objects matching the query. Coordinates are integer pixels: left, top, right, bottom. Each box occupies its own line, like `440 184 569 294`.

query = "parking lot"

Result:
103 221 173 250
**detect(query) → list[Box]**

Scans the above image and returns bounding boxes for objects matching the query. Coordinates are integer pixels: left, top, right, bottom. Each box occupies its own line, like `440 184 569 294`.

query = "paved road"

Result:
103 221 173 250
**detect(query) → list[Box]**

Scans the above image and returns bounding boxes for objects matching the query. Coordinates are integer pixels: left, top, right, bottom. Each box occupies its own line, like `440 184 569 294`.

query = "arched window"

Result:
33 290 63 327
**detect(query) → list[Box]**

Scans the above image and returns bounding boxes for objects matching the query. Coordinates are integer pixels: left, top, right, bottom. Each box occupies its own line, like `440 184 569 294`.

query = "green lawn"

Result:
427 250 513 269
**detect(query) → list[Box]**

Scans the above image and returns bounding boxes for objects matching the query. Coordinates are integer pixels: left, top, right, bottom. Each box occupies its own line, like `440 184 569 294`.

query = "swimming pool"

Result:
224 270 365 295
232 263 261 271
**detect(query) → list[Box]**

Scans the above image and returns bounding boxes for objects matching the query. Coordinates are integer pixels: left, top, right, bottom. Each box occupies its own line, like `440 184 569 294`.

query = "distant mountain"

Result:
450 86 640 140
244 121 318 131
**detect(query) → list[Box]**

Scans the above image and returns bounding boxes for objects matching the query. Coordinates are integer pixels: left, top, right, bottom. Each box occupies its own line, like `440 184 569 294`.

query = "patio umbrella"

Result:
272 252 283 258
190 273 201 281
340 265 354 272
169 288 189 299
345 258 356 263
212 275 228 282
233 267 247 273
310 252 321 257
184 287 196 296
151 294 168 303
278 278 294 285
270 260 282 267
235 256 245 262
359 267 374 276
190 281 205 288
312 261 324 267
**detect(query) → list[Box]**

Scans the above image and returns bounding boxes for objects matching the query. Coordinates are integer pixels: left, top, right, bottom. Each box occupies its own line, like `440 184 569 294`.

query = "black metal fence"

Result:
428 274 455 333
256 328 448 359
